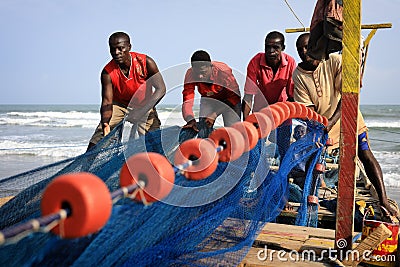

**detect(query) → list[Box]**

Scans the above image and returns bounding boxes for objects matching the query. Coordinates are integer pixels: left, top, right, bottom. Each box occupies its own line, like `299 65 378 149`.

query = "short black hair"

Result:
109 32 130 44
265 31 285 46
191 50 211 63
296 33 310 47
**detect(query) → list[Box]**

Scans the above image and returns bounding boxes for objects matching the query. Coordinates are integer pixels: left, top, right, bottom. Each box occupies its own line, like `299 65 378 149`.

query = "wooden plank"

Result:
285 23 392 33
341 223 392 266
335 0 361 252
301 237 335 254
253 236 305 252
241 223 367 266
259 223 336 240
239 247 334 266
279 207 336 222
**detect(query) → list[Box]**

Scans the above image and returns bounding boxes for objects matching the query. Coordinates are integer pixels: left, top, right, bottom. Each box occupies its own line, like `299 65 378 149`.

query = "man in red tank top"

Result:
87 32 166 150
182 50 241 138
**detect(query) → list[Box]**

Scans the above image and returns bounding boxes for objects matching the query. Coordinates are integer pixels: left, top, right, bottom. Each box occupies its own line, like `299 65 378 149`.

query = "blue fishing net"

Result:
0 118 325 266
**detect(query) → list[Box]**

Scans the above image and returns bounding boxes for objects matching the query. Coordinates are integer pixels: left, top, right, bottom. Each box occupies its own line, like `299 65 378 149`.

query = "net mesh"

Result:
0 119 326 266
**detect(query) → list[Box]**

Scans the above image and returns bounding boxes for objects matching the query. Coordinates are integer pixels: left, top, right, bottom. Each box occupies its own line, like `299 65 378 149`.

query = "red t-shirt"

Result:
244 52 296 112
104 52 148 107
182 61 240 121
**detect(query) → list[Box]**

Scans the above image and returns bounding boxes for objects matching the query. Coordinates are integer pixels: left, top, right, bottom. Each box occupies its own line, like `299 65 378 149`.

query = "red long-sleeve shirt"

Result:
182 61 240 121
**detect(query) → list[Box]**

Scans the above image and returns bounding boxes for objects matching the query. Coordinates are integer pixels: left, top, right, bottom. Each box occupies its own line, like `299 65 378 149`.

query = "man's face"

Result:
264 38 284 66
192 62 212 82
296 35 310 63
296 35 320 68
109 37 131 64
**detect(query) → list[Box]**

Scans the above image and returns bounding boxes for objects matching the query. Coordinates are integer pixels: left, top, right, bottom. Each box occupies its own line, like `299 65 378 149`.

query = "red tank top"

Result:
104 52 148 107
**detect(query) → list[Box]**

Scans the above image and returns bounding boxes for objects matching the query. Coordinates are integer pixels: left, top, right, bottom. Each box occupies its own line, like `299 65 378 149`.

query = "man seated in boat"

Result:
181 50 241 138
287 124 327 204
292 33 398 218
87 32 166 150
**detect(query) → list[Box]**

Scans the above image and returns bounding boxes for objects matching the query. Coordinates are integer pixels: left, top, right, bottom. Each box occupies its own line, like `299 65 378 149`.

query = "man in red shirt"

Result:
182 50 241 137
87 32 166 150
242 31 296 160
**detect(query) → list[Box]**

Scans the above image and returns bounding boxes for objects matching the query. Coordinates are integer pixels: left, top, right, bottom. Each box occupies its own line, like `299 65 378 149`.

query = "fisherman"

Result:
181 50 241 138
293 32 398 217
242 31 296 161
87 32 166 150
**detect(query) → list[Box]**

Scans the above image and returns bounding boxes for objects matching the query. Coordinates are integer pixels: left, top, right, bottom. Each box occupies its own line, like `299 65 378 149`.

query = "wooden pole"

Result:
335 0 362 256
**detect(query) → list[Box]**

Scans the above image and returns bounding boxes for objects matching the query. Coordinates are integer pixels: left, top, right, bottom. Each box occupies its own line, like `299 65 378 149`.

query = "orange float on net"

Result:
314 163 326 173
209 127 245 162
270 105 287 127
259 106 282 129
260 104 287 129
231 121 259 152
292 102 308 120
317 114 325 126
311 110 320 122
321 115 329 127
245 112 272 139
326 138 334 146
305 107 314 120
41 172 112 238
274 102 291 123
285 102 298 119
174 138 218 180
307 195 319 204
120 152 175 202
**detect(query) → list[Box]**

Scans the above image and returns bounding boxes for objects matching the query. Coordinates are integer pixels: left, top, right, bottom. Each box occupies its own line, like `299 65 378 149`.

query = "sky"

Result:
0 0 399 105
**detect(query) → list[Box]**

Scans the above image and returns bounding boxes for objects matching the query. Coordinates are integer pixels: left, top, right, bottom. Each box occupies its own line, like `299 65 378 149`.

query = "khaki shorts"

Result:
89 104 161 145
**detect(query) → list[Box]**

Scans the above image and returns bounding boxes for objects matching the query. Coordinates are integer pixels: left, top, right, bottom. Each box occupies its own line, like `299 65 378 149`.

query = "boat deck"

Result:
239 162 398 266
239 222 345 266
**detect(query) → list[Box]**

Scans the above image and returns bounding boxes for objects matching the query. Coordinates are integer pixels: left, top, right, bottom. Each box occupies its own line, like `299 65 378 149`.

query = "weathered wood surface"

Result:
341 223 392 267
240 223 358 266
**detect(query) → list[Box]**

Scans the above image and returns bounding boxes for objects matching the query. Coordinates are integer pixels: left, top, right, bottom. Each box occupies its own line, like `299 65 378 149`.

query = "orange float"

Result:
292 102 308 120
305 107 314 120
311 110 320 122
270 105 287 127
41 172 112 238
209 127 245 162
307 195 319 204
174 138 218 180
326 138 334 146
316 114 328 126
259 106 276 125
245 112 272 139
120 152 175 202
321 115 329 127
259 107 282 129
285 102 298 119
314 163 326 173
260 104 287 129
231 121 259 152
274 102 291 123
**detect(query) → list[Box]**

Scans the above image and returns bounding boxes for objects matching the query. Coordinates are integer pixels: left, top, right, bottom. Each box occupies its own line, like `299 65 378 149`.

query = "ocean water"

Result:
0 104 399 203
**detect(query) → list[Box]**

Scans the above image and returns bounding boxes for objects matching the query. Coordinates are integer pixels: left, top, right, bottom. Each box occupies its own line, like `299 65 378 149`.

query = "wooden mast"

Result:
284 0 393 259
335 0 362 254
